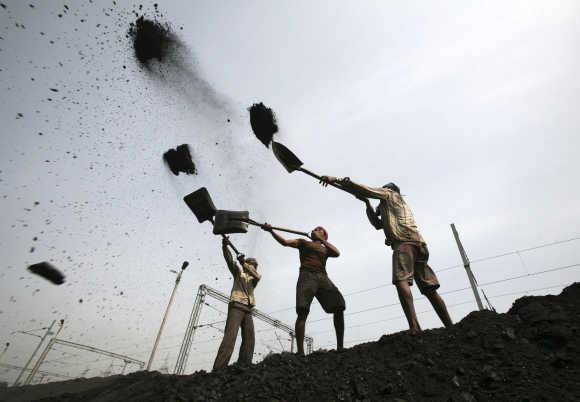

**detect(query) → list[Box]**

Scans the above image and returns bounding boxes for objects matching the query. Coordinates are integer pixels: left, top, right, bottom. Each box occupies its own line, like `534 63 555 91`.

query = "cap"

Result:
382 182 400 194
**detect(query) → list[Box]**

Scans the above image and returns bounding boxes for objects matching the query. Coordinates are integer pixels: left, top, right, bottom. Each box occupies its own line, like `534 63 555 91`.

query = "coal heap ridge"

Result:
14 283 580 401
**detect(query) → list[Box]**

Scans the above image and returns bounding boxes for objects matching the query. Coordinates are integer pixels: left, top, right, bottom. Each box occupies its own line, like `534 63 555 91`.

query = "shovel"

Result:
183 187 243 256
213 210 310 238
183 187 310 238
271 141 347 192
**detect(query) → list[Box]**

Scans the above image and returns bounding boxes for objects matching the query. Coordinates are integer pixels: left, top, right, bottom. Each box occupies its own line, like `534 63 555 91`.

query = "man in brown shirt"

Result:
213 238 261 370
261 224 345 355
320 176 452 334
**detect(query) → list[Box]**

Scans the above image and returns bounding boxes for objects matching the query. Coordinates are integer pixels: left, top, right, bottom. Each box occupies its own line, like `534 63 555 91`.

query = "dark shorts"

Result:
392 242 440 294
296 270 346 314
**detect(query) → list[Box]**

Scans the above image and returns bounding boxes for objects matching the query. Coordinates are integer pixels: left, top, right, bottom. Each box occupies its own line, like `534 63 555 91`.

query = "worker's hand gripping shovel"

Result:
271 141 351 193
213 211 310 238
183 187 243 256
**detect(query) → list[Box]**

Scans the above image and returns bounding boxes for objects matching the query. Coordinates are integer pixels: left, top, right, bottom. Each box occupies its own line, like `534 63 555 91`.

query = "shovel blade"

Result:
272 141 303 173
213 210 249 235
183 187 217 223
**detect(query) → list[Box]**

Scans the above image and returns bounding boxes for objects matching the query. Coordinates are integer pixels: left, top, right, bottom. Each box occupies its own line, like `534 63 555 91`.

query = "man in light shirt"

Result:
212 238 261 370
320 176 452 334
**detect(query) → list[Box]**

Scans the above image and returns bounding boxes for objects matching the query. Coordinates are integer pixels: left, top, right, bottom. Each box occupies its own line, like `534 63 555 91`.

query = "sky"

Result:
1 0 579 384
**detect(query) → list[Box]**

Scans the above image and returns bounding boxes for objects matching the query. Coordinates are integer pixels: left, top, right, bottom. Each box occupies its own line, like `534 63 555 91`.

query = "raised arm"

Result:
359 197 383 230
261 224 302 248
243 262 262 287
320 176 387 200
313 232 341 257
222 238 238 276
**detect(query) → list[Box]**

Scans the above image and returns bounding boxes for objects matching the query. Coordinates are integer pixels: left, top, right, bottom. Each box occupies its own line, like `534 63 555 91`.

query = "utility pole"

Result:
13 320 56 386
174 284 207 374
24 319 64 385
147 261 189 371
451 223 484 311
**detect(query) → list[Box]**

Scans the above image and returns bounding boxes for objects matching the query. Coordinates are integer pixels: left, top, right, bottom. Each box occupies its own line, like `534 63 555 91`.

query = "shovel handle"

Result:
240 219 310 238
298 167 348 192
222 236 241 255
209 218 242 256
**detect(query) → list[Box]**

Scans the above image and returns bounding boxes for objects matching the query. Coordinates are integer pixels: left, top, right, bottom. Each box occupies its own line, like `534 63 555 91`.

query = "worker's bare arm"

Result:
311 230 340 257
261 223 302 248
357 197 383 230
244 264 262 284
320 176 386 200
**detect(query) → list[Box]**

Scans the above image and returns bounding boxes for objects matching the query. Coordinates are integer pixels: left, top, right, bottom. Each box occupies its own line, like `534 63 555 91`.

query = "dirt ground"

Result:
2 283 578 402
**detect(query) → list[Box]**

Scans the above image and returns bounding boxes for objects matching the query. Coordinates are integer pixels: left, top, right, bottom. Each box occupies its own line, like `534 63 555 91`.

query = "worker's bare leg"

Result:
424 289 453 327
333 311 344 351
295 309 308 356
395 281 421 333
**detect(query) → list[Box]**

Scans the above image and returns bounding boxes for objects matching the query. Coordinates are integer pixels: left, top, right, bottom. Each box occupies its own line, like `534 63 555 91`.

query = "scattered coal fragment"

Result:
128 16 175 68
127 11 231 113
248 102 278 147
163 144 196 176
27 262 65 285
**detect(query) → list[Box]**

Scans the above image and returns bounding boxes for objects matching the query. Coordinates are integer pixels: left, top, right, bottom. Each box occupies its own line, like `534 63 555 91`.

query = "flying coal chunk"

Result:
27 262 65 285
248 102 278 148
128 16 176 68
163 144 197 176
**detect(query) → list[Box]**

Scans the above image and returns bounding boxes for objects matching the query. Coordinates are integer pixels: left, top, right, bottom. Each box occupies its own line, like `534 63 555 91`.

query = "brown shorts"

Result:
392 242 440 294
296 270 346 314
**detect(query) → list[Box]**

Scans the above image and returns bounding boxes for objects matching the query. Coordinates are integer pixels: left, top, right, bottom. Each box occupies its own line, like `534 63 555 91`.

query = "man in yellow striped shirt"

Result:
320 176 452 334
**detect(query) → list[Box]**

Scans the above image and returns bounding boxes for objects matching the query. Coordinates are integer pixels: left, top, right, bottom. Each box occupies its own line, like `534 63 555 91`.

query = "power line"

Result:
264 236 580 315
486 283 569 299
278 261 580 326
120 263 579 357
9 239 578 376
79 239 578 366
41 281 572 379
471 236 580 264
202 302 227 316
308 286 472 324
437 236 580 273
313 283 570 342
479 263 579 287
0 363 73 380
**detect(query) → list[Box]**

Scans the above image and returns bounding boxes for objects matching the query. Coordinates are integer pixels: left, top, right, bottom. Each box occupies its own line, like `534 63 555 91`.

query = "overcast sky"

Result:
1 0 579 382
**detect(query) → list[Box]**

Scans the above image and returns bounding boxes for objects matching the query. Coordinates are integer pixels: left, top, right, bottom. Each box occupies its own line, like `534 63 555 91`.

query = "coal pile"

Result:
163 144 197 176
248 102 278 147
27 262 65 285
15 283 576 401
